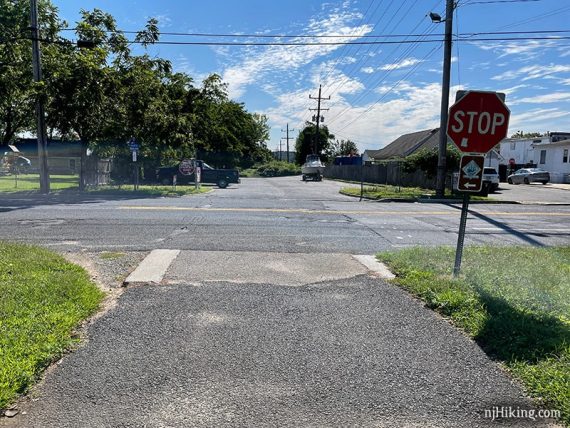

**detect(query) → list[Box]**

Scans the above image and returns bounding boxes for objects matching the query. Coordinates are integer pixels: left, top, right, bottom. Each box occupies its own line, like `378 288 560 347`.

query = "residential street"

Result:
1 177 568 427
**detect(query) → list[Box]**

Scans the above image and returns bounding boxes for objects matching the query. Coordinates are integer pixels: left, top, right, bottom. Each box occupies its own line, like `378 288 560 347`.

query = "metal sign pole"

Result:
453 193 470 277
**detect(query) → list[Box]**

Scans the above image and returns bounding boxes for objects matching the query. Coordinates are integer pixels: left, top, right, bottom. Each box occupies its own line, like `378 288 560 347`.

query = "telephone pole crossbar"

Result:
309 85 330 155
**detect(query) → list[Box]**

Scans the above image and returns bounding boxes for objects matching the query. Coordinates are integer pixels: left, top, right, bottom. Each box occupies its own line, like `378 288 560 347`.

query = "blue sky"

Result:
54 0 570 153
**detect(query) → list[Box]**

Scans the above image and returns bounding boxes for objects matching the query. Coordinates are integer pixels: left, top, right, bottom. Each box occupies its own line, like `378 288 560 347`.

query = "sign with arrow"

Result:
458 155 484 192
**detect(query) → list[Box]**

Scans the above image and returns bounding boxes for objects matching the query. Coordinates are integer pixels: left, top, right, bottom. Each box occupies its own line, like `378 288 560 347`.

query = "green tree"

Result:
510 131 546 138
0 0 62 145
45 9 159 188
327 139 359 159
402 145 461 178
295 123 335 165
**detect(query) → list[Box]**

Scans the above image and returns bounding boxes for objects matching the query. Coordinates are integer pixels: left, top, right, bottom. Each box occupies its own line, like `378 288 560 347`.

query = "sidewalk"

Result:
2 251 549 427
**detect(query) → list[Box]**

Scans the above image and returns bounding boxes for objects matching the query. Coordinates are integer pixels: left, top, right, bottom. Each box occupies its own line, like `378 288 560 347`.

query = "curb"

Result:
339 191 570 206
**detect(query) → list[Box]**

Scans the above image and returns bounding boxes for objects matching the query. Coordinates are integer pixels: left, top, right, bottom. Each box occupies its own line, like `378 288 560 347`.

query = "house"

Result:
11 139 82 175
533 139 570 183
371 128 440 161
366 128 501 169
498 132 570 182
10 139 112 184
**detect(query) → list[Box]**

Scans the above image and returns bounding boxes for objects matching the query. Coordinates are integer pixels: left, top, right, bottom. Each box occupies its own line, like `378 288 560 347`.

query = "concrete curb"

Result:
352 255 396 279
123 249 180 286
339 190 570 206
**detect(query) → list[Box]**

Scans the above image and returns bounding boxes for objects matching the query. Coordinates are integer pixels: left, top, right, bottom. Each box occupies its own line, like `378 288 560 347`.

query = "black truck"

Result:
156 160 240 188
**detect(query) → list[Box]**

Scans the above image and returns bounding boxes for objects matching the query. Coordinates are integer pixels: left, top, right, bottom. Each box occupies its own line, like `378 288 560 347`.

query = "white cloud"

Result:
491 64 570 82
379 57 423 71
219 7 373 99
361 67 374 74
509 108 570 132
516 92 570 104
474 40 560 59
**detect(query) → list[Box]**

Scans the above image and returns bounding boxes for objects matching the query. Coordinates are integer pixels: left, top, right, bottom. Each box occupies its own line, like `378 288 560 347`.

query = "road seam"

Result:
123 249 180 286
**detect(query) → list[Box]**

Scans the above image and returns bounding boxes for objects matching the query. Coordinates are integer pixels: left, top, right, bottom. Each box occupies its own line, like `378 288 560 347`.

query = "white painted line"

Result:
352 255 396 280
123 249 180 285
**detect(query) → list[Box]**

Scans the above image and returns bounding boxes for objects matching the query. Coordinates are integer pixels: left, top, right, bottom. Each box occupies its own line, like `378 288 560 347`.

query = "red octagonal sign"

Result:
447 91 510 154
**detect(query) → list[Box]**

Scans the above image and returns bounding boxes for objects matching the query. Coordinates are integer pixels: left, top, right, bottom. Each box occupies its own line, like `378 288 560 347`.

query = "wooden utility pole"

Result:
309 85 330 155
281 123 295 162
435 0 455 197
30 0 50 193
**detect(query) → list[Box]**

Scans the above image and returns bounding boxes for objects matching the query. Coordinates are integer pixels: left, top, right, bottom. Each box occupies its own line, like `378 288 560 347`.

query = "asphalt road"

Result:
0 176 568 254
1 177 567 427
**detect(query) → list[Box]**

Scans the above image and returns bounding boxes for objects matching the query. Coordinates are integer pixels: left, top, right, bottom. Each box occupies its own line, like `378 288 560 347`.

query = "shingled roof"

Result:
372 128 442 160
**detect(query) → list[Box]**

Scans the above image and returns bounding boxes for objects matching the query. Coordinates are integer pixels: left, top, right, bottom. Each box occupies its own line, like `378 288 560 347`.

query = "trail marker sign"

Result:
447 91 510 154
458 155 484 192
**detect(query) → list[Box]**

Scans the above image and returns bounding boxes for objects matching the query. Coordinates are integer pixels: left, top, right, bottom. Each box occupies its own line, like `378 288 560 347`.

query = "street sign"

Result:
447 91 510 154
132 151 137 162
179 159 195 176
458 155 484 192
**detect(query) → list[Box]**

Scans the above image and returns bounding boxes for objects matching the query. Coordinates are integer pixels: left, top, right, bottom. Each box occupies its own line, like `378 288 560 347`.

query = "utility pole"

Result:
435 0 455 198
30 0 50 193
281 123 295 162
309 85 330 155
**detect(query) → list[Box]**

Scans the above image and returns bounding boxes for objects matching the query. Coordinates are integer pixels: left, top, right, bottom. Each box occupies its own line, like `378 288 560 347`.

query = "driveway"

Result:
491 182 570 204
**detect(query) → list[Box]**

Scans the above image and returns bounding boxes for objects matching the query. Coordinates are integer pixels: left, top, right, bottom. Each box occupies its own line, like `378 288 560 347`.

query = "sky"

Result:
53 0 570 153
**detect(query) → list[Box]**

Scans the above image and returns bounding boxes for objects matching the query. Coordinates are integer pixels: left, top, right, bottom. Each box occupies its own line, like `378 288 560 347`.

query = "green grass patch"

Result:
83 184 211 197
0 241 104 410
378 246 570 425
341 185 493 201
99 251 126 260
341 185 431 199
0 174 78 192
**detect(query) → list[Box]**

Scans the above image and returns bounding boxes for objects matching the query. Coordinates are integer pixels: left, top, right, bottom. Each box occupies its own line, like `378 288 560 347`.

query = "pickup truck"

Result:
156 160 240 188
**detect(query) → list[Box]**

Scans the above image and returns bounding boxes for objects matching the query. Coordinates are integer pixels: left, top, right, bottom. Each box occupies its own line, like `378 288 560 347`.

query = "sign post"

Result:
446 91 510 276
128 138 140 191
195 163 201 190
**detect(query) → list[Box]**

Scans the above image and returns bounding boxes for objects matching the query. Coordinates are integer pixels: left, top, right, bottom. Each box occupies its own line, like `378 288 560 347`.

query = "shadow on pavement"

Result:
445 203 546 246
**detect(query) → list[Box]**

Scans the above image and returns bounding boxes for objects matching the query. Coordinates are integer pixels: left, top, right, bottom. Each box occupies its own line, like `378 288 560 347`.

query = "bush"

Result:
254 161 301 177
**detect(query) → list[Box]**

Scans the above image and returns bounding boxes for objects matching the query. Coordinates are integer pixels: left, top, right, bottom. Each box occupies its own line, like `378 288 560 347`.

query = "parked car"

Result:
507 168 550 185
482 167 500 192
156 160 240 188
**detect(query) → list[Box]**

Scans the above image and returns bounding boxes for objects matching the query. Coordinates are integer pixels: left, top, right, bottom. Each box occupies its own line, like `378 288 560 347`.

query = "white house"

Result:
498 132 570 182
498 136 548 166
533 139 570 183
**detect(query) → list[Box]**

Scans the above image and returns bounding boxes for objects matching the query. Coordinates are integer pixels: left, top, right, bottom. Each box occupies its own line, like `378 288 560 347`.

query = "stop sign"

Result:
447 91 510 153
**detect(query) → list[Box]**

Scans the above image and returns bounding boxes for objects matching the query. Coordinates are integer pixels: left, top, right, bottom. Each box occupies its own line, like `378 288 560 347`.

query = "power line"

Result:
462 0 543 4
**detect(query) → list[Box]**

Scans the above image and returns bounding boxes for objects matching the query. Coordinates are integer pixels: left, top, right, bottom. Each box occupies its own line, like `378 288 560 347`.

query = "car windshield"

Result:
528 168 545 172
483 168 497 174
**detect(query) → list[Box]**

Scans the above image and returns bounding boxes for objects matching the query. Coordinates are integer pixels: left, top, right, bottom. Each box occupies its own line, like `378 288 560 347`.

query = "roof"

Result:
362 149 384 158
533 139 570 147
371 128 441 160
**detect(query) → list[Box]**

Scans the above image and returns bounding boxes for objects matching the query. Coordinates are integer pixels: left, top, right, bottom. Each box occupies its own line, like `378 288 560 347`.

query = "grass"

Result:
0 241 105 410
378 246 570 425
83 184 211 197
341 185 431 199
99 251 126 260
0 174 79 192
0 174 211 197
340 185 493 201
